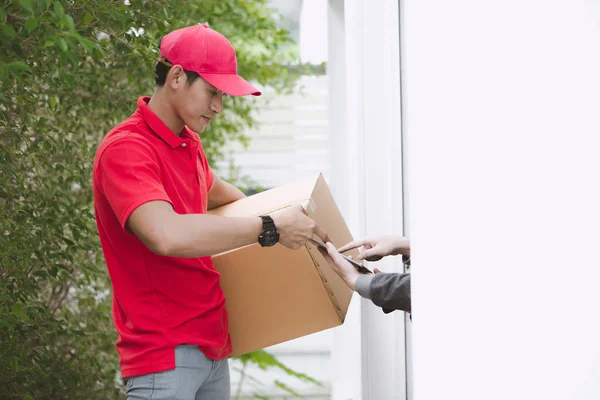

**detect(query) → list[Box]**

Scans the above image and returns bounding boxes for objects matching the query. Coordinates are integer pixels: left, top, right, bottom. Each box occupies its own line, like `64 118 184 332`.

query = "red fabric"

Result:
92 96 230 378
159 24 261 96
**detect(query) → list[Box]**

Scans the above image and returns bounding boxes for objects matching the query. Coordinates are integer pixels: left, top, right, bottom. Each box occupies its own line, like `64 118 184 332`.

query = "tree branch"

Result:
7 13 27 23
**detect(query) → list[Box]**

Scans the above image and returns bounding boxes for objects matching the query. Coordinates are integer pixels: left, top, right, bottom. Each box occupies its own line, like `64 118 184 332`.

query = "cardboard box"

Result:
208 174 360 357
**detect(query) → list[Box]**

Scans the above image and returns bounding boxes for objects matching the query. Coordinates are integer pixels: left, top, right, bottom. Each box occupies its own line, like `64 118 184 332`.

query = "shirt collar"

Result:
137 96 198 148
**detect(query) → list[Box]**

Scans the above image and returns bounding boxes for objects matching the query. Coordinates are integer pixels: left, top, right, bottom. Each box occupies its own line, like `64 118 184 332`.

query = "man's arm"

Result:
355 273 411 313
128 200 260 257
97 139 327 259
128 201 327 259
207 176 246 210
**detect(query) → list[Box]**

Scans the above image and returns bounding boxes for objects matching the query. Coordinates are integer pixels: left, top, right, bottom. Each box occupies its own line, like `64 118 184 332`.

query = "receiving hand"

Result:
319 242 361 290
337 235 410 262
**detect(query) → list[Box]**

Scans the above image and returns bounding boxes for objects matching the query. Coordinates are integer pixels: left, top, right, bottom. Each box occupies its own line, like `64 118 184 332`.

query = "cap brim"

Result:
200 73 261 96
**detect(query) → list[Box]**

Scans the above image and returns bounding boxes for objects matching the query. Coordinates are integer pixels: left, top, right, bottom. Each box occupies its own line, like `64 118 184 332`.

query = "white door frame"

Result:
328 0 408 398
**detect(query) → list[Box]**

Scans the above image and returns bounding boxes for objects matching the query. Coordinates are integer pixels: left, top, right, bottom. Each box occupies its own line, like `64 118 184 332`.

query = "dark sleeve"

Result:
355 273 411 313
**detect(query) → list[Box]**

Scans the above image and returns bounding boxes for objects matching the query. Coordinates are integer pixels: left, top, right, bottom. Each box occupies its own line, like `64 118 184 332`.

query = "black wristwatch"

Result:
258 215 280 247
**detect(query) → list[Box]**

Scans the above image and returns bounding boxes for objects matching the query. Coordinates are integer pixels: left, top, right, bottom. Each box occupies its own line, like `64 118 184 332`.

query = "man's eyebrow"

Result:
207 83 225 95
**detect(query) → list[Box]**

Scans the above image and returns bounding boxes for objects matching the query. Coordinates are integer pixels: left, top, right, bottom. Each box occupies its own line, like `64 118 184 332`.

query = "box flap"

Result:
303 174 358 319
208 174 320 218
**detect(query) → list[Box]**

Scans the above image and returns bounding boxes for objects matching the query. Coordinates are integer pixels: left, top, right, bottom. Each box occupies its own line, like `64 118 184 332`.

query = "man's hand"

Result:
338 235 410 261
270 204 329 250
319 242 360 290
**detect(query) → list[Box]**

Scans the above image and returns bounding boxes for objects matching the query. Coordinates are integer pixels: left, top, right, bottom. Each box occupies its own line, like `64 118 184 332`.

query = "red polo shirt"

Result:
92 96 231 378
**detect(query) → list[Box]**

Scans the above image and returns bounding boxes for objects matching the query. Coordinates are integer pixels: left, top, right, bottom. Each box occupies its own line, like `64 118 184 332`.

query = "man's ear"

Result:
167 65 186 89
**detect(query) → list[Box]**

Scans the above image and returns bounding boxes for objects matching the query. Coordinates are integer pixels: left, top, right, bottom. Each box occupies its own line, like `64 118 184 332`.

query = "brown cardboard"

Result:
208 174 361 357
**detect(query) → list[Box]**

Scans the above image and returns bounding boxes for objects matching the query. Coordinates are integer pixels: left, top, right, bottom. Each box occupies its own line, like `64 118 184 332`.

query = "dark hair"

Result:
155 58 200 87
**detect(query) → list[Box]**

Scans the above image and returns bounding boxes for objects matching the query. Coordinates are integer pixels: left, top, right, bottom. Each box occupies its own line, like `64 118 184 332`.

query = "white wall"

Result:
404 1 600 399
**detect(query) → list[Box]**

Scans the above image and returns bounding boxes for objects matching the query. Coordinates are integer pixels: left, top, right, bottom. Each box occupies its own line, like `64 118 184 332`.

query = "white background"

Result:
405 1 600 399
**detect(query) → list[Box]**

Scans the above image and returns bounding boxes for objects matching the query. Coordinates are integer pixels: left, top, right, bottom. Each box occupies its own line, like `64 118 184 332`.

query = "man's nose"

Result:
211 96 223 114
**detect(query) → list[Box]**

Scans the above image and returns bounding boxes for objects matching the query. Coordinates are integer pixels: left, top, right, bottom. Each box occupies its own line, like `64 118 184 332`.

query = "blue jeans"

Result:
125 345 230 400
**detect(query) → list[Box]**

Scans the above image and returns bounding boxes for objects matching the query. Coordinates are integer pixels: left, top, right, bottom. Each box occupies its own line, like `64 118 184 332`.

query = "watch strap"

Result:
259 215 276 231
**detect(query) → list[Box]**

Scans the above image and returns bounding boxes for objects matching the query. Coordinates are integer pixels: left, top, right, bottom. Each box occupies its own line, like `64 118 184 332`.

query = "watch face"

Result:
260 230 279 247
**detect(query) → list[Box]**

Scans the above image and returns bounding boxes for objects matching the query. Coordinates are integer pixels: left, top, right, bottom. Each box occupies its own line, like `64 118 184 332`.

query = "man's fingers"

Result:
313 223 329 244
374 268 382 274
338 238 367 253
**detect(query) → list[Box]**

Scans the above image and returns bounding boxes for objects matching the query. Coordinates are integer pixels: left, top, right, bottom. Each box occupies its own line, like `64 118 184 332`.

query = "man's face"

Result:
170 68 224 134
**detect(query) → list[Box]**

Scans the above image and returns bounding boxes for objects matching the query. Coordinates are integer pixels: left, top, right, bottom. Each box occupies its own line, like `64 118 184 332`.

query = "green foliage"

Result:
0 0 317 398
234 350 323 399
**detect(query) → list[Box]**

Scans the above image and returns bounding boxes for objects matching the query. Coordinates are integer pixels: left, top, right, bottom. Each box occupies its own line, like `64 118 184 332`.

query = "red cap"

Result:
159 24 261 96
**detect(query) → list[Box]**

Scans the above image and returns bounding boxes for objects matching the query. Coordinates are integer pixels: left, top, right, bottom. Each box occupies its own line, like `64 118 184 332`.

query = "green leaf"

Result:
0 8 6 23
12 302 23 315
65 14 75 31
2 24 16 38
44 39 55 47
78 37 96 54
66 50 77 64
58 38 68 52
20 0 35 14
25 17 39 34
83 12 93 24
8 61 30 72
53 1 65 19
274 380 301 396
49 97 57 108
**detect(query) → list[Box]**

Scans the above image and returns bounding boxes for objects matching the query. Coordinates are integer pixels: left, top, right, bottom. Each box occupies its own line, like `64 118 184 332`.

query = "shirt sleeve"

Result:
96 137 173 231
355 274 374 299
362 273 412 313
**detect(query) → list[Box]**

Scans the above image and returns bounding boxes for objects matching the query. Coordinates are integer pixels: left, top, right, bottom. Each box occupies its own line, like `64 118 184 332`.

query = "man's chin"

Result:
187 122 206 134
